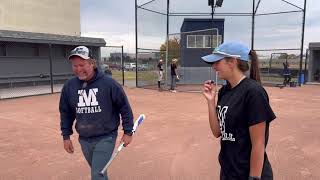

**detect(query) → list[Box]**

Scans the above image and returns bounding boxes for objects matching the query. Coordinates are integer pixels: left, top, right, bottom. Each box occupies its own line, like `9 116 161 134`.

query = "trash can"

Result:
298 73 305 84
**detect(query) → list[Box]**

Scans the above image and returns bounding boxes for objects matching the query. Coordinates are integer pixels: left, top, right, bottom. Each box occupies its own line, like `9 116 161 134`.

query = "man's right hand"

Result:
63 139 74 154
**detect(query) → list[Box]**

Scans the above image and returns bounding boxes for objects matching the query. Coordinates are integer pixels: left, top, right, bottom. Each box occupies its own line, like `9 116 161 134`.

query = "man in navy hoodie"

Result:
59 46 134 180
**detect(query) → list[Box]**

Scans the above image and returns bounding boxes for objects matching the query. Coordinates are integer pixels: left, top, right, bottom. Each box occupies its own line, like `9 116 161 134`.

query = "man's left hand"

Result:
121 134 133 147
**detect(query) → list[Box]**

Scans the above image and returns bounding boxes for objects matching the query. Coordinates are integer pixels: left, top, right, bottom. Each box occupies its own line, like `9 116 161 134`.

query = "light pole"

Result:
208 0 223 48
208 0 223 81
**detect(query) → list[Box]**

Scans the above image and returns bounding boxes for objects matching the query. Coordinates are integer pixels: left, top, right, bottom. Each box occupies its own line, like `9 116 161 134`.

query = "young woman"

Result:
170 58 179 92
201 41 276 180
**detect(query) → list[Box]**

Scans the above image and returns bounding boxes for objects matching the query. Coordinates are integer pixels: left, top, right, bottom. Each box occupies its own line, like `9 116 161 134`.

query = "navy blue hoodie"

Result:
59 70 134 140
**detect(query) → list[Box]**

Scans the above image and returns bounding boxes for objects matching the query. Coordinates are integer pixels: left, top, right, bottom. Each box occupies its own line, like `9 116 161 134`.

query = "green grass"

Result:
112 71 135 81
138 71 158 82
111 70 158 83
112 70 298 85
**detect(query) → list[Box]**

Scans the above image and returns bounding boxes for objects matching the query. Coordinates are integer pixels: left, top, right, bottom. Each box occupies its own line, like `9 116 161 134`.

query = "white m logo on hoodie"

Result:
78 88 99 107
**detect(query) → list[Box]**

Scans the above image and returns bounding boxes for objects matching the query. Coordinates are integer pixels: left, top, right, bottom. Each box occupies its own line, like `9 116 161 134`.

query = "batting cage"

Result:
137 48 164 87
135 0 307 92
256 49 308 87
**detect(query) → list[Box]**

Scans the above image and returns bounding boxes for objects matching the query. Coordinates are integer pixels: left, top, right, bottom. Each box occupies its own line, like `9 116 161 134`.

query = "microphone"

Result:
82 82 88 89
80 82 87 96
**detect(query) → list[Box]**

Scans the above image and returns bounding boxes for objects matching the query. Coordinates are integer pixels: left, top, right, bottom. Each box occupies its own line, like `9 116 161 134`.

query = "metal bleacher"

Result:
0 73 74 88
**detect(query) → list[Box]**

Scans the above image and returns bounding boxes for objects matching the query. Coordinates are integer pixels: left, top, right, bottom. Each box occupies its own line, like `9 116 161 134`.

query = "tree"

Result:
288 54 298 59
159 37 180 63
278 53 288 59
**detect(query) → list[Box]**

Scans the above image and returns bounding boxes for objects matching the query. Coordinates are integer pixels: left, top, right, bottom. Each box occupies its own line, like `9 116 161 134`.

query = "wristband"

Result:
124 131 133 136
248 176 261 180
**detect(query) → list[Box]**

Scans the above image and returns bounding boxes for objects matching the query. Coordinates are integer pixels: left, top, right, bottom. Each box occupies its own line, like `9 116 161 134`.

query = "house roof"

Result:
180 18 225 33
0 30 106 46
182 18 225 23
309 42 320 50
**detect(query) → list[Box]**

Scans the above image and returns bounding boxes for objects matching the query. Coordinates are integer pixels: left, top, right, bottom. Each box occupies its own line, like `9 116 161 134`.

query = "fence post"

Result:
135 0 138 87
48 44 54 93
121 45 124 86
298 0 307 86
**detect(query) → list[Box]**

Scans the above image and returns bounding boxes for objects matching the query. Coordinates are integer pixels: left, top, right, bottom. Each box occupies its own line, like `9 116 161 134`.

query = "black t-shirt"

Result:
217 78 276 180
171 63 177 75
157 63 163 71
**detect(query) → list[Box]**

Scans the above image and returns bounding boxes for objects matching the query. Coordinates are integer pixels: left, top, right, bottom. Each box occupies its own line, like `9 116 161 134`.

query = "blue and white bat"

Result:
100 114 146 175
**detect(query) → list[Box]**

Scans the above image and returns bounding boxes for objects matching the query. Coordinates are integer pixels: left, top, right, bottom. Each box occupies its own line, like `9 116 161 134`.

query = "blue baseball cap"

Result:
201 41 250 64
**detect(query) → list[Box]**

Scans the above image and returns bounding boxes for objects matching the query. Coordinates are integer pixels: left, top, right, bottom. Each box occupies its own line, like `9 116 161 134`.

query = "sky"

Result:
80 0 320 54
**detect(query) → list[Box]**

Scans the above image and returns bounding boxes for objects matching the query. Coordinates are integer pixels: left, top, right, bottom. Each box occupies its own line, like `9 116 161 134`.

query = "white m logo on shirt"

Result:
217 105 228 133
78 88 99 107
217 105 235 141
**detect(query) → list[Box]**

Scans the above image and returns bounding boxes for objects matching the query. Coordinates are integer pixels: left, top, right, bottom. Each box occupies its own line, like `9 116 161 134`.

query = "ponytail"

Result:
234 50 261 83
249 50 261 83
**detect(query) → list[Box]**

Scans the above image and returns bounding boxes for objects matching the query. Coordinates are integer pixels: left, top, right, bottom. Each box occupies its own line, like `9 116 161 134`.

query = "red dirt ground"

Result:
0 85 320 180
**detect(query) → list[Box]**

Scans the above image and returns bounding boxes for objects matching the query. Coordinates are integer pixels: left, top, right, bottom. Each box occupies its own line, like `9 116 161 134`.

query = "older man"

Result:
59 46 134 180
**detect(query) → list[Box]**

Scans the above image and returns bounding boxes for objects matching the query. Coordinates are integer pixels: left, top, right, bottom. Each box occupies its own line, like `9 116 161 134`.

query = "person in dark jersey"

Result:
157 59 164 91
282 62 291 86
201 41 276 180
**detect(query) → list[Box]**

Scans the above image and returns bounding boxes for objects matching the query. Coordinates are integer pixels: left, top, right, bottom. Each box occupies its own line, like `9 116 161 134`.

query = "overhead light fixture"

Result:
208 0 214 6
208 0 224 7
216 0 224 7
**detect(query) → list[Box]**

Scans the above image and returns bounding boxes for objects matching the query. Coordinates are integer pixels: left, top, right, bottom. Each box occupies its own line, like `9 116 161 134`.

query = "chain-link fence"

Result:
136 48 162 88
169 29 221 79
101 46 124 86
256 49 307 86
101 46 138 88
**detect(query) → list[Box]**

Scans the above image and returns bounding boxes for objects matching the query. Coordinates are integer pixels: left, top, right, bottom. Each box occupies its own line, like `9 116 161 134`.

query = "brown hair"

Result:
172 58 178 63
232 50 261 83
87 58 97 69
248 50 261 83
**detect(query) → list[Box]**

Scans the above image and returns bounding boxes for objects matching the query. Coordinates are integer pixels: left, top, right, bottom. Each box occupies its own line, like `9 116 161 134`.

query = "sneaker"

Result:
171 90 177 93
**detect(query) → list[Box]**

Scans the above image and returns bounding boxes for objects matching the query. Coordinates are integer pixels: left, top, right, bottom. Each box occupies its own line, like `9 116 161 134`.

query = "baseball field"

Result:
0 85 319 179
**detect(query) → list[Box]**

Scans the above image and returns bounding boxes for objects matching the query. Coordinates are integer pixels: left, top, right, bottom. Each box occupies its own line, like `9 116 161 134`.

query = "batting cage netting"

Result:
136 0 307 92
0 0 307 99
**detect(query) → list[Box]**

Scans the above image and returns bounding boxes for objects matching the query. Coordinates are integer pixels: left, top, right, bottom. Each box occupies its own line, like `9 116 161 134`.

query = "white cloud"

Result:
81 0 320 54
82 31 135 53
82 31 165 53
305 25 320 47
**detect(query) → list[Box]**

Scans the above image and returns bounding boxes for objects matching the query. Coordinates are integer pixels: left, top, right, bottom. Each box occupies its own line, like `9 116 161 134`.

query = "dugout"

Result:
0 30 105 89
308 42 320 82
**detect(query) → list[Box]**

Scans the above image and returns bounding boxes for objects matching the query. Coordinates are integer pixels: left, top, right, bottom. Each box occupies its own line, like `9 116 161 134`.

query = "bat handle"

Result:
100 114 145 176
117 142 125 150
100 142 125 175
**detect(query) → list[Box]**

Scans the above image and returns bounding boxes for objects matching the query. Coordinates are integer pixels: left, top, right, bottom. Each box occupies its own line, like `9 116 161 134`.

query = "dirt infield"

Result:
0 85 320 180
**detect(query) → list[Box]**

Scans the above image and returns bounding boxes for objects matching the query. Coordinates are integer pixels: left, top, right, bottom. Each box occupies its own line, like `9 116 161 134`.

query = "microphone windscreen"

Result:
82 82 87 89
